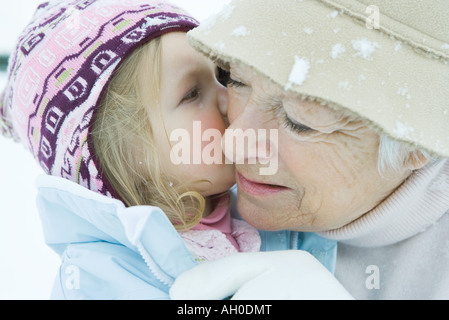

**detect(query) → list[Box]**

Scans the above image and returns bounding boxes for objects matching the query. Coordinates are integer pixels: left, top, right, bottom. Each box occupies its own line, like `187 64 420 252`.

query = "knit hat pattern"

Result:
0 0 198 198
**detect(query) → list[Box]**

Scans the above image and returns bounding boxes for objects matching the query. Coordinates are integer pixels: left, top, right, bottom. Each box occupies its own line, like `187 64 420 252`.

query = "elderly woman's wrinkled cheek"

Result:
287 133 357 194
303 118 379 168
286 123 380 194
295 182 324 222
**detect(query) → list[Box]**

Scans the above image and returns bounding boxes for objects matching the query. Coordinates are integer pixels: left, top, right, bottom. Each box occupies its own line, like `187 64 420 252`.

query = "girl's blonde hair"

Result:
91 36 204 231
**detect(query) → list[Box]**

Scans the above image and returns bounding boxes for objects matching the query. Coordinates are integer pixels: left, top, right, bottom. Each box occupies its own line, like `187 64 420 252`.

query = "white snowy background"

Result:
0 0 231 300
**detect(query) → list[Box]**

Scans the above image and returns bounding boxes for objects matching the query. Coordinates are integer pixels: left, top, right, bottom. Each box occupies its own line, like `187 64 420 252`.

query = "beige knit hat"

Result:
188 0 449 157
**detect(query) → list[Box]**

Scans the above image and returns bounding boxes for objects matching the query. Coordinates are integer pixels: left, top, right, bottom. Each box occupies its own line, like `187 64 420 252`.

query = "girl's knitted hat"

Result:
0 0 198 199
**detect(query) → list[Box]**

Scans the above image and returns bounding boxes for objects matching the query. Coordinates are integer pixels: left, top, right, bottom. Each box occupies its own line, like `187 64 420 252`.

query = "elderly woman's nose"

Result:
228 102 268 131
224 100 273 164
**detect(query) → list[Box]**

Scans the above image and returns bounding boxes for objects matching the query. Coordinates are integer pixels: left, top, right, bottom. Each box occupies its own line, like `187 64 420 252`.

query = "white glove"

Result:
170 250 353 300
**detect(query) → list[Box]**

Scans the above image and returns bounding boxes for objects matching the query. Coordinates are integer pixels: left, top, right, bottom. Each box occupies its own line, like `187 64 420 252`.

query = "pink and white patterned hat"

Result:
0 0 199 199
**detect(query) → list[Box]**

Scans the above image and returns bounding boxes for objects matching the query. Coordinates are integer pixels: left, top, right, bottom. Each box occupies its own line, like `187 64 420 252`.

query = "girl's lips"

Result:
237 173 289 196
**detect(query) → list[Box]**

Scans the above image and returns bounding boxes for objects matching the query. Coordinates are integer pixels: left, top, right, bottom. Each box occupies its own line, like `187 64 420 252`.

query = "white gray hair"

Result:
377 134 434 175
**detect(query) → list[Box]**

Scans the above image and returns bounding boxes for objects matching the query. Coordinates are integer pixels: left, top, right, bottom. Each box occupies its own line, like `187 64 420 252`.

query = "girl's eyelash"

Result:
181 87 200 103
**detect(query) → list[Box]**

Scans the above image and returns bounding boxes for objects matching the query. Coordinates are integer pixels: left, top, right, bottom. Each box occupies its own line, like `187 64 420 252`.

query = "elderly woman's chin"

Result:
234 187 364 233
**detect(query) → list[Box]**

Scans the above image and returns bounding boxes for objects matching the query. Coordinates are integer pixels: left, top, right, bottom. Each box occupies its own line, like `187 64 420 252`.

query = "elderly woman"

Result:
170 0 449 299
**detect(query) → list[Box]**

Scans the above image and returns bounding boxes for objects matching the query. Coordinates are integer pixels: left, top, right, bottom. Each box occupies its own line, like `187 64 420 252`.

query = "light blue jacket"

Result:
36 175 337 300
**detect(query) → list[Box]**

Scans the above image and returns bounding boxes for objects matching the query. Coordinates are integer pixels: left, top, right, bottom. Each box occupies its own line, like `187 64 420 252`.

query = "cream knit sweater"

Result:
321 159 449 299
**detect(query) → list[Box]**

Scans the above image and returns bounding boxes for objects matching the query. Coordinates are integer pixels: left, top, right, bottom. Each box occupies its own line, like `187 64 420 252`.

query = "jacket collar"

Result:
36 175 196 280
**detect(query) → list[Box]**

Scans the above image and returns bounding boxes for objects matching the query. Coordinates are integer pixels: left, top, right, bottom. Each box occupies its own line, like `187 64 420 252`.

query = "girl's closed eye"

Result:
180 86 201 105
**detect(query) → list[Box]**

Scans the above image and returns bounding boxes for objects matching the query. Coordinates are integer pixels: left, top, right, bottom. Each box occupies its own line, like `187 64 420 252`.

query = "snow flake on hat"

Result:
351 38 380 60
232 26 250 37
328 10 339 18
394 42 402 52
393 120 415 139
285 56 310 90
331 43 346 59
303 27 313 35
214 40 226 51
397 83 412 100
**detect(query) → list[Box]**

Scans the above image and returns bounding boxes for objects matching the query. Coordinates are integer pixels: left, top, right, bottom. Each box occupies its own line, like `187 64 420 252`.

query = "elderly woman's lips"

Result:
237 173 289 196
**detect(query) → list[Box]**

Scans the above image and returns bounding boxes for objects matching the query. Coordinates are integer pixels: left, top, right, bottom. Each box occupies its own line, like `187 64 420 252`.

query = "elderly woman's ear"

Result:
405 150 430 171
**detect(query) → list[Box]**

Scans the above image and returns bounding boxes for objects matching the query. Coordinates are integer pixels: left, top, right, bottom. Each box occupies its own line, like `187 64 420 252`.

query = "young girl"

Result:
0 0 337 299
89 16 261 262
